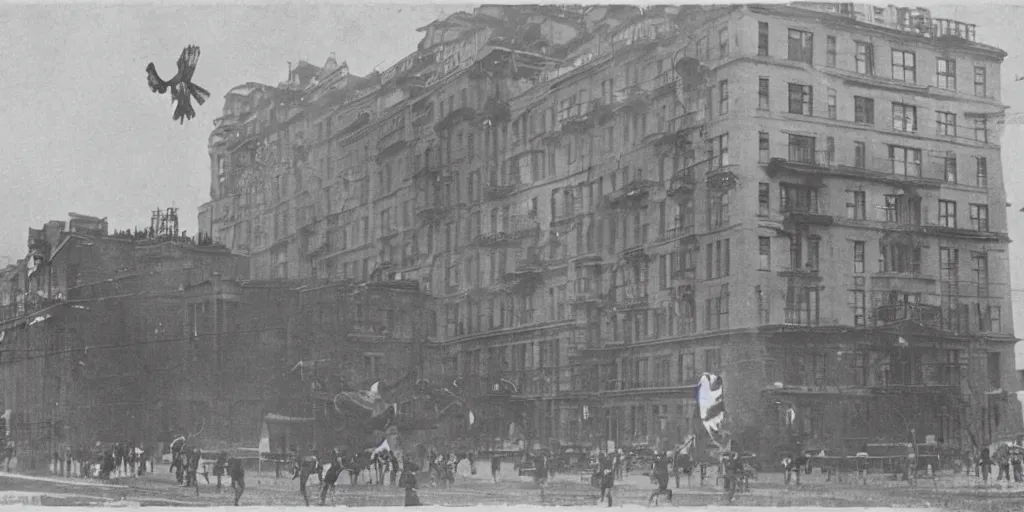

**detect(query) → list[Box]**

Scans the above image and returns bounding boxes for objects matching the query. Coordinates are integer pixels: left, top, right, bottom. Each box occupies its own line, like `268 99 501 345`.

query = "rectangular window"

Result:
974 66 987 97
973 118 988 143
936 111 957 137
892 103 918 132
854 96 874 124
785 286 820 325
848 191 866 219
853 241 865 273
855 41 874 74
940 247 959 281
758 78 770 110
719 80 729 115
719 28 729 57
758 182 770 216
788 83 813 115
973 252 989 297
788 134 816 163
944 154 958 183
854 141 866 168
758 22 769 56
711 133 729 168
976 157 988 188
827 88 837 119
939 200 957 228
826 35 836 67
807 237 820 270
759 237 771 270
936 58 957 90
759 132 770 162
850 288 866 327
889 145 922 176
988 306 1002 333
788 29 813 64
970 204 989 231
659 255 668 289
892 50 916 82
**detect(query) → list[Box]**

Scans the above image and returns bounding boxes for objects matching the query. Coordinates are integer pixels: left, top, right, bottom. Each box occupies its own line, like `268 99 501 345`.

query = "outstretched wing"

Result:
146 63 168 94
177 45 201 84
189 83 211 106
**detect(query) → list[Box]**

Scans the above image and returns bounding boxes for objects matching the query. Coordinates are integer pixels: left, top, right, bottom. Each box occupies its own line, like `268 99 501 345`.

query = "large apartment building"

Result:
201 3 1022 455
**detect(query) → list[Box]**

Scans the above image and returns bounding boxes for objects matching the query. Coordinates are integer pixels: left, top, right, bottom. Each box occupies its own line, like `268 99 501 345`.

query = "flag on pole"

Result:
696 372 727 448
372 439 390 455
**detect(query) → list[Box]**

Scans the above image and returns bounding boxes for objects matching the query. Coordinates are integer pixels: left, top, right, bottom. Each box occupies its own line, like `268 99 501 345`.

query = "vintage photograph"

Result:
1 1 1023 510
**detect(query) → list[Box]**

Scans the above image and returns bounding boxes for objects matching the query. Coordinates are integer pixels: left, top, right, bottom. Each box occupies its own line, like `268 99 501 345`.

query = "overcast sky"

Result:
1 1 1023 349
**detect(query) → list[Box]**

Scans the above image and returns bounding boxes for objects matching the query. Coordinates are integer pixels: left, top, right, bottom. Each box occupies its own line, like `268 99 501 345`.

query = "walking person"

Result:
978 447 992 484
319 452 342 505
648 451 673 505
214 451 229 492
491 452 502 484
597 451 615 507
721 452 744 504
293 454 319 506
400 457 422 506
533 451 549 501
228 457 245 506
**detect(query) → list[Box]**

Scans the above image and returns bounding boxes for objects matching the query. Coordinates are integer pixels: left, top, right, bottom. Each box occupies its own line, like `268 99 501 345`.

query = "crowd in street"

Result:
7 434 1024 508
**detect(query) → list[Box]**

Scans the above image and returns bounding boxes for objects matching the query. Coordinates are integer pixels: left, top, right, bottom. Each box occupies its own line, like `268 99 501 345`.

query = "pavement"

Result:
1 462 1024 509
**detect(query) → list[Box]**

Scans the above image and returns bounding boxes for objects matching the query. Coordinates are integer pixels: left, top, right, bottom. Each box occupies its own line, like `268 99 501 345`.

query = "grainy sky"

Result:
0 1 1023 352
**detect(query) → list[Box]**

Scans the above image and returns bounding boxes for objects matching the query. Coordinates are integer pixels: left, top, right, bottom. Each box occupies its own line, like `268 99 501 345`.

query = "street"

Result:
2 463 1024 510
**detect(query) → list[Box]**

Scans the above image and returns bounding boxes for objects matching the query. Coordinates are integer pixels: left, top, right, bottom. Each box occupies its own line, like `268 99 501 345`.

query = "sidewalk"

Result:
0 471 128 488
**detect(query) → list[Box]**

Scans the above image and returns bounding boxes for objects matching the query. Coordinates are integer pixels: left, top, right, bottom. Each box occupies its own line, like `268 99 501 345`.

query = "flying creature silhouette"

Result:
146 45 211 124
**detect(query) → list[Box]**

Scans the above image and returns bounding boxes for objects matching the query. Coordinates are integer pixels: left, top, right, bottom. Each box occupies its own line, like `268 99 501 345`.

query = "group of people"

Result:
289 447 424 507
47 441 150 480
165 436 246 505
976 444 1024 483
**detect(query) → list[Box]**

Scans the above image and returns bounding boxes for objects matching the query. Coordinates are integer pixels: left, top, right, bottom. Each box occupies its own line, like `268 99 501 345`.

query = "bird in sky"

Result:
146 45 211 124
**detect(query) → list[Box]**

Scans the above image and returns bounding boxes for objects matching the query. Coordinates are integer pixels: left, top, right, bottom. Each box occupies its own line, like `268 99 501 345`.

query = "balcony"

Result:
613 86 651 114
621 245 649 263
874 303 943 329
666 171 697 200
570 252 604 267
416 203 453 224
478 97 511 125
766 155 944 191
781 206 834 228
561 113 596 135
471 221 541 249
467 282 509 299
650 72 677 99
706 165 739 191
615 293 649 310
411 164 440 182
571 290 609 308
502 261 545 295
484 183 521 202
375 138 408 164
778 266 822 282
434 107 477 134
603 179 660 210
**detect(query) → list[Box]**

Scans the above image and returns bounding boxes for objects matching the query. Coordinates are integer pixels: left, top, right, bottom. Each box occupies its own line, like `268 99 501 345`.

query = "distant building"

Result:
201 3 1019 454
0 210 437 467
0 212 248 468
